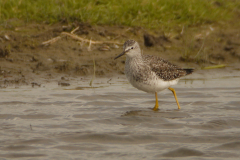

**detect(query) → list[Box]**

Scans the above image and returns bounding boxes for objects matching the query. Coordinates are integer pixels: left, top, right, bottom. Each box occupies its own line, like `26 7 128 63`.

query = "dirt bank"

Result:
0 21 240 86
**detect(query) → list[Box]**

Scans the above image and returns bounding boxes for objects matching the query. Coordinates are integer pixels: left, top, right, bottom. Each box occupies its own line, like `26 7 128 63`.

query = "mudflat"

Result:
0 21 240 85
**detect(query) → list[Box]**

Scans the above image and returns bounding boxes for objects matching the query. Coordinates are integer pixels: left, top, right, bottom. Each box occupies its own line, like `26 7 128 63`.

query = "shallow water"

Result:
0 73 240 160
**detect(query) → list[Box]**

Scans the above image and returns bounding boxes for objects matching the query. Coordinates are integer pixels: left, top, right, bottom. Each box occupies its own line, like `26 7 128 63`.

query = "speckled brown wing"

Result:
142 55 192 81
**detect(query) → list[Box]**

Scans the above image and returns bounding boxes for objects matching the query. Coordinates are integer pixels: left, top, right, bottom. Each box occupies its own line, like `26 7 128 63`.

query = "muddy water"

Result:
0 72 240 159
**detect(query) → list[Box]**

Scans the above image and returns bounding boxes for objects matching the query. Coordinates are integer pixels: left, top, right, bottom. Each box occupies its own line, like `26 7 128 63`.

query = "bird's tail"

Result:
184 68 194 75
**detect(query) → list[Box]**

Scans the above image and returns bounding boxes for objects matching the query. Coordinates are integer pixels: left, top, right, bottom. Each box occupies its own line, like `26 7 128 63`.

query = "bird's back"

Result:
142 55 193 81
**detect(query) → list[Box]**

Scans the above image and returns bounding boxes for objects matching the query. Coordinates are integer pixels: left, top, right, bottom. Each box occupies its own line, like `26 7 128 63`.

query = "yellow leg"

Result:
168 87 181 109
153 92 159 111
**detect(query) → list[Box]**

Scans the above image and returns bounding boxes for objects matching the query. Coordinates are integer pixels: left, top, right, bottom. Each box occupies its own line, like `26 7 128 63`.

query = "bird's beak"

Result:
114 51 126 60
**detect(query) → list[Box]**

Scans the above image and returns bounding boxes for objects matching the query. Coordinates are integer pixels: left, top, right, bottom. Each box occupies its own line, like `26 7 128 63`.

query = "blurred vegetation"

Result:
0 0 239 29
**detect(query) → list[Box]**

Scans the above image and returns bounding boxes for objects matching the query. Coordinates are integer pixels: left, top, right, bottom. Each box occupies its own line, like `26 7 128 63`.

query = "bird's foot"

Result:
152 105 159 111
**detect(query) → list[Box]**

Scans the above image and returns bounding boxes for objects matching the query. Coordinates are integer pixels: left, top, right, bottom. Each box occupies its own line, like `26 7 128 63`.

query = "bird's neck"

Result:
125 54 145 74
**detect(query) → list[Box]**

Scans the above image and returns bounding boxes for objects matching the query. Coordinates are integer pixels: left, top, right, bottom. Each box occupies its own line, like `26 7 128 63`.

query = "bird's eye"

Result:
131 47 133 49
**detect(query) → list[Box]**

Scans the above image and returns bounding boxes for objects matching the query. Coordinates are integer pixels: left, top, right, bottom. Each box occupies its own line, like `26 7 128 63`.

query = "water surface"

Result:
0 73 240 159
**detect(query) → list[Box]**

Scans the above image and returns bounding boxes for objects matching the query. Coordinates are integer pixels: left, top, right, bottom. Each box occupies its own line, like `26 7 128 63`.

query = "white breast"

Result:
128 75 179 93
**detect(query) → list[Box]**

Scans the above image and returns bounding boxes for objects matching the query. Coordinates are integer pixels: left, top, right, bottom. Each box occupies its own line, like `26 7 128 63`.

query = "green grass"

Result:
0 0 239 29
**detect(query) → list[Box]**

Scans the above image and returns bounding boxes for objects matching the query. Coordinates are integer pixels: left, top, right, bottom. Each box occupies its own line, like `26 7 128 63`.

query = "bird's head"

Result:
114 40 141 59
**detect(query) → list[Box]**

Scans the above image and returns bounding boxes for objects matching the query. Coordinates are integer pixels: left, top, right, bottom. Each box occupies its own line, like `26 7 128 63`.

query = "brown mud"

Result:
0 20 240 85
